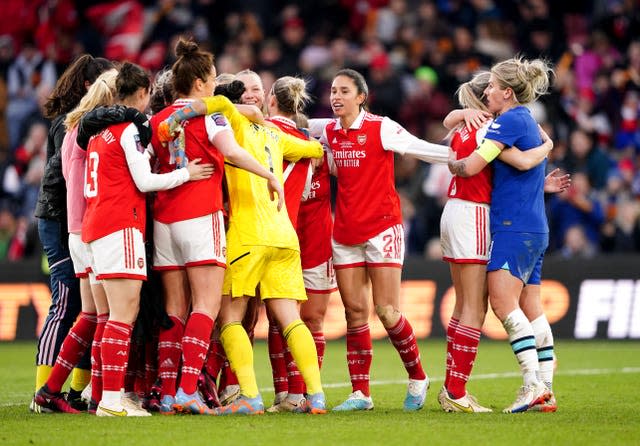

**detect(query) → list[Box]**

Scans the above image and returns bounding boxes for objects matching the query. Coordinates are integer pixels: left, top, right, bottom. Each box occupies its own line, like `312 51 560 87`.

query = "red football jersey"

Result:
268 116 311 229
324 112 402 245
297 155 333 269
82 122 146 243
447 123 493 204
150 99 227 223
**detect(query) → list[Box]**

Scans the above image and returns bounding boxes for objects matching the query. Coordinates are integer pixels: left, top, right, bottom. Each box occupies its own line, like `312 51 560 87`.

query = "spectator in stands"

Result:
6 39 56 149
601 199 640 253
560 225 597 259
0 204 16 260
367 52 405 122
549 171 605 252
562 128 612 190
1 0 640 258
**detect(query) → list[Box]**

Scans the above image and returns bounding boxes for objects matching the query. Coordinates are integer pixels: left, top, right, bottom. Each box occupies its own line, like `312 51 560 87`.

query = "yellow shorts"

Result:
223 243 306 301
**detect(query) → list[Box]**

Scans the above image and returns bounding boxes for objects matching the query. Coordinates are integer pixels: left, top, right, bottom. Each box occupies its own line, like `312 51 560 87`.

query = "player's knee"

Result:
302 315 323 333
375 304 400 327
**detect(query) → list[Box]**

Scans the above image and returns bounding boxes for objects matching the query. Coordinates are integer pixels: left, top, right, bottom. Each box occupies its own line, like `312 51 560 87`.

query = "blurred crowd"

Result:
0 0 639 261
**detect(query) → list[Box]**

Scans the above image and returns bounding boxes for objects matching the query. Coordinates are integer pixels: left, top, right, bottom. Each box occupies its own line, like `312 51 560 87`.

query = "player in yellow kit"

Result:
159 88 327 414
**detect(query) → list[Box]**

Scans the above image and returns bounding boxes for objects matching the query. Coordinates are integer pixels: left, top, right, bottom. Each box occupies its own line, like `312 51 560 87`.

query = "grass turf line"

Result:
0 340 638 446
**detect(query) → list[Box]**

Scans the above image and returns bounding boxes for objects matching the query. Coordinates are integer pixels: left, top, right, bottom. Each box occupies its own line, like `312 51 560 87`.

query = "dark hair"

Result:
172 38 214 96
43 54 114 118
214 80 245 104
334 68 369 110
116 62 150 100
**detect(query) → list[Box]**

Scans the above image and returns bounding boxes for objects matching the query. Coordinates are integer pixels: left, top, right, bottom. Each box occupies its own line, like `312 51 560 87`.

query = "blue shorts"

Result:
487 232 548 284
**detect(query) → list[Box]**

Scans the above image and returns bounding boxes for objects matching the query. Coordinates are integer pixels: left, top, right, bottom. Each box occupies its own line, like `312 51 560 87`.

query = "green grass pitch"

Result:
1 339 639 445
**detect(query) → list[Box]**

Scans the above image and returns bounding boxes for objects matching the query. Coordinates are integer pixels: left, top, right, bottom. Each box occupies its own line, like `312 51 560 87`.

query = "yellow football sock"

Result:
70 368 91 392
220 322 259 398
283 319 323 395
35 365 53 391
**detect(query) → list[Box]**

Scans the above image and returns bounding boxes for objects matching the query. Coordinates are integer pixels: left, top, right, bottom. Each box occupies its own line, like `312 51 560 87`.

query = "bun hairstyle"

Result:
172 37 214 96
457 71 490 111
271 76 311 127
491 56 553 105
116 62 150 100
214 80 246 104
44 54 114 118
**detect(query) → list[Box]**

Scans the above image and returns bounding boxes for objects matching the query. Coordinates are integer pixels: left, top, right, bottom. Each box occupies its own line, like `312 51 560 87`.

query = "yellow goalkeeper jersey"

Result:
203 96 323 249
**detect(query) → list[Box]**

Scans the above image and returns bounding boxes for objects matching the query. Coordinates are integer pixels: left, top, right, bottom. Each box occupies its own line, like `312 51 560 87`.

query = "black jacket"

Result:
34 106 151 223
34 114 67 223
77 105 152 150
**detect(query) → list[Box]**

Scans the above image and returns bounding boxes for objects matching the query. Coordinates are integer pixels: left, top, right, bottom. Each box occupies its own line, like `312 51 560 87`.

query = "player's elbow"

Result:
513 159 537 171
223 147 241 164
134 179 155 193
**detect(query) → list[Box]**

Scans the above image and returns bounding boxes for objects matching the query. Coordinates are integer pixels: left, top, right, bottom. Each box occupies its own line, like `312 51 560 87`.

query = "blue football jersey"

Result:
484 106 548 234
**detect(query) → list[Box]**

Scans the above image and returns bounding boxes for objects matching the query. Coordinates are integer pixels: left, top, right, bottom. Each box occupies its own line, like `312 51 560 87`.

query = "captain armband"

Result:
475 139 501 163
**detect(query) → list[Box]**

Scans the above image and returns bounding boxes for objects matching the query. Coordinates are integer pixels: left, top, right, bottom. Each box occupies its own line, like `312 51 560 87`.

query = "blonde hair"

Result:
271 76 311 127
457 71 490 111
491 56 553 104
235 69 260 80
215 72 236 86
65 69 118 130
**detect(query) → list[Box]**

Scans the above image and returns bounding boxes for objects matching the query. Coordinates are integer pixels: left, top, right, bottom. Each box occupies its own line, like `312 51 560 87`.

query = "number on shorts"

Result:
85 151 99 198
383 234 395 257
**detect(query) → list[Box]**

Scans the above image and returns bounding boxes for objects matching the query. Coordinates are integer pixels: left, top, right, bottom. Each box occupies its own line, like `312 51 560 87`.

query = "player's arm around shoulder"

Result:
499 125 553 171
280 130 323 162
448 138 503 178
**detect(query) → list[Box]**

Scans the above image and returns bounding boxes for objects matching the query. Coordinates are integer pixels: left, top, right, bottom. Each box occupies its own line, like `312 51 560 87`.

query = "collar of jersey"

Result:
268 115 296 128
173 98 196 106
333 109 366 131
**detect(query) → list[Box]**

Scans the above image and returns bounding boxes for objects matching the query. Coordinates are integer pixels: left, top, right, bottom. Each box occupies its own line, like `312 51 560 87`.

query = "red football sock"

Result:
101 320 133 393
91 313 109 403
386 315 426 380
179 312 214 394
447 323 481 399
158 315 184 397
124 339 141 393
144 336 158 394
346 324 372 396
221 361 239 388
47 312 97 393
268 323 288 394
204 339 225 379
284 346 305 395
445 317 459 388
312 331 326 369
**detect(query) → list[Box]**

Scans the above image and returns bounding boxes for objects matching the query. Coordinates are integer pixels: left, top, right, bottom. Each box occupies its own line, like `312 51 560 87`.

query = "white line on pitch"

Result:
3 367 640 408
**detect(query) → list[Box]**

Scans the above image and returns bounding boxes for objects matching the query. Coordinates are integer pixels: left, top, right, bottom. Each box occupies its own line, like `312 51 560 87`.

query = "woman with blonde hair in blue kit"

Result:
448 56 557 413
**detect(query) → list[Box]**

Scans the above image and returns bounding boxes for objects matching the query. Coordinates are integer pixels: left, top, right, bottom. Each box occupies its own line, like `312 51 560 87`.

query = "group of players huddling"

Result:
30 36 565 417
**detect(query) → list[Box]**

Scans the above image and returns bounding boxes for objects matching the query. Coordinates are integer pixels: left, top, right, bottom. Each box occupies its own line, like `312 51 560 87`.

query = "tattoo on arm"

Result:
448 159 467 177
174 104 199 123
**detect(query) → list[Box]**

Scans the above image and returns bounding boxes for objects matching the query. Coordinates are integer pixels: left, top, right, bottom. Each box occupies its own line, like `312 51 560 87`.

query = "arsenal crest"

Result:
357 134 367 145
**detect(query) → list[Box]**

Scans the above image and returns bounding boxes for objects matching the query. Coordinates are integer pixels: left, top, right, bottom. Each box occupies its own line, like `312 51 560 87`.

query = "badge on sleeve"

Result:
134 134 145 153
209 113 229 127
